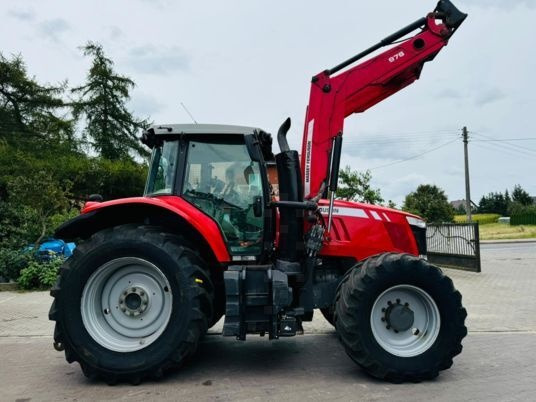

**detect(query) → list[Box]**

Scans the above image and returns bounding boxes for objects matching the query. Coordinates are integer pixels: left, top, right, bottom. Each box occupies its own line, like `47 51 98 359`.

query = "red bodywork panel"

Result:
81 195 421 264
301 17 454 199
82 196 231 262
317 200 421 260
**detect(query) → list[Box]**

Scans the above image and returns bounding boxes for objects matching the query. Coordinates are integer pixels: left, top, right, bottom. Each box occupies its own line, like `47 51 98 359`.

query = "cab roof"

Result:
148 123 263 136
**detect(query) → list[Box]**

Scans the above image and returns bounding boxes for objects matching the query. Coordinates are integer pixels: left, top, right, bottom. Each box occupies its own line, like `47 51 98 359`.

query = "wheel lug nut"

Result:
381 308 386 312
404 302 409 307
412 328 420 335
386 325 391 330
394 329 399 333
381 317 385 322
387 301 392 306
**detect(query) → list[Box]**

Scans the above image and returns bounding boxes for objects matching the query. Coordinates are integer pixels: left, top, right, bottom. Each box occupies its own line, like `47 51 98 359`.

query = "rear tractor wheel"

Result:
335 253 467 383
49 224 214 384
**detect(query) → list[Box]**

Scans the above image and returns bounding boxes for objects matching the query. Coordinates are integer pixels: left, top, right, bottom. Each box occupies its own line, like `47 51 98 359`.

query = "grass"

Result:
454 214 500 225
478 223 536 240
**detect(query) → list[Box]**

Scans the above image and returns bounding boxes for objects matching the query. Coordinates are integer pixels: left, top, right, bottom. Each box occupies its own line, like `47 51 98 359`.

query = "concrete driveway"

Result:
1 242 535 401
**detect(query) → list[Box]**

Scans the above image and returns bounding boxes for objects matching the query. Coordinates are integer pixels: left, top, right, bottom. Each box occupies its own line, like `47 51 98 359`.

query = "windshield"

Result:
144 140 179 195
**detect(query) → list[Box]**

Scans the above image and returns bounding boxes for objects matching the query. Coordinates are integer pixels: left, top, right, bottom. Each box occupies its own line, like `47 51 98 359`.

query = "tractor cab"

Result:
142 124 275 259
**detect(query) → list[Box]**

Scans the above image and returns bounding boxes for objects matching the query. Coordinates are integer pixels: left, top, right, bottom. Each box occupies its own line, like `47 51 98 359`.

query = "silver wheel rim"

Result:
81 257 172 352
370 284 440 357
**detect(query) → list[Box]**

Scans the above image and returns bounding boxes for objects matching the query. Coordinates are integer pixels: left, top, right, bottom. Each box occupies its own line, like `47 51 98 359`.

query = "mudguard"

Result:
55 196 231 263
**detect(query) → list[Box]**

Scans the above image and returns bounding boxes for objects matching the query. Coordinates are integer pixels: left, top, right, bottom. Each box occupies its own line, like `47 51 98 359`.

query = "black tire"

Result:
49 224 214 384
335 253 467 383
321 266 355 328
320 306 336 327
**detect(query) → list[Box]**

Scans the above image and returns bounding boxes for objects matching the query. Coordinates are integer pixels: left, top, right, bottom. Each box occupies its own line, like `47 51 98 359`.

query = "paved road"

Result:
481 241 536 256
1 243 535 401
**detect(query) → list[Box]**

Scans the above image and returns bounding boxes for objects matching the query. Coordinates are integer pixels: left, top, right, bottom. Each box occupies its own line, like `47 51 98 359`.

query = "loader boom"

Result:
301 0 467 200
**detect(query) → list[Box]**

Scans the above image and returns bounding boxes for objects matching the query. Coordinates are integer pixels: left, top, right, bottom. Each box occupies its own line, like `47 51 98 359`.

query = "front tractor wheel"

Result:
335 253 467 383
49 225 214 384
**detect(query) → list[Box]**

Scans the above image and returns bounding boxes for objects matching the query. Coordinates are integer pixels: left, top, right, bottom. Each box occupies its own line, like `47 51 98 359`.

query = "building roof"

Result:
450 200 466 208
148 123 263 136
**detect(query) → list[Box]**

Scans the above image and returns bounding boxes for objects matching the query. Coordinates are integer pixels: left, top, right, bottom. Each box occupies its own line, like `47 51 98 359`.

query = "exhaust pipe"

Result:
277 117 291 152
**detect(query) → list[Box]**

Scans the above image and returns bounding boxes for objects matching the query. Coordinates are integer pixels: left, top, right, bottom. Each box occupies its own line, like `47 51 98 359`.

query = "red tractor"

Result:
50 0 468 384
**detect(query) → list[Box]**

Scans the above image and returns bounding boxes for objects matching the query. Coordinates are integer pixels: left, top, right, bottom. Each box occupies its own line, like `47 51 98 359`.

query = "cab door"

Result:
180 136 267 259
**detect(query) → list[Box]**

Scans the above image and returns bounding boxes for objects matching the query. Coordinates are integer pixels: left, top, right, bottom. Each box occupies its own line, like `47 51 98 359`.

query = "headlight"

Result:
406 216 426 229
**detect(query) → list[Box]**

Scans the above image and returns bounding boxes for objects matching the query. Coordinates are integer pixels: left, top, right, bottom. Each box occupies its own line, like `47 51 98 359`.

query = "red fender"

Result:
83 196 231 262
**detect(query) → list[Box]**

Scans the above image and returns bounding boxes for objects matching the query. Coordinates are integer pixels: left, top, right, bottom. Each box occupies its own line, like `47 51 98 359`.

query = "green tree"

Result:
7 171 71 247
403 184 454 223
478 192 509 215
0 52 74 145
336 167 384 205
512 184 532 206
72 42 148 160
386 200 397 209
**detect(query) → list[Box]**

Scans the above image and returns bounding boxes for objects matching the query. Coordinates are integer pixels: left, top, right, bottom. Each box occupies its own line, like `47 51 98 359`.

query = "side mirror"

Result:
253 196 263 217
88 194 103 202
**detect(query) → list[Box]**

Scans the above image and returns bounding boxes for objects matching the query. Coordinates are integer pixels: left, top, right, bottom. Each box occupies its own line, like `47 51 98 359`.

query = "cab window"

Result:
182 140 264 256
145 140 179 195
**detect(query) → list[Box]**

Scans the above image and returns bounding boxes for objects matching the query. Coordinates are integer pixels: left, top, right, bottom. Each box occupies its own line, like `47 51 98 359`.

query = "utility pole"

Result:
462 126 472 222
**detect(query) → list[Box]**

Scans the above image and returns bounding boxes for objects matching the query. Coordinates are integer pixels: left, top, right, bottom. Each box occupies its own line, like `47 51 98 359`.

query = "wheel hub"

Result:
119 287 149 316
370 284 441 357
384 301 414 332
81 257 173 352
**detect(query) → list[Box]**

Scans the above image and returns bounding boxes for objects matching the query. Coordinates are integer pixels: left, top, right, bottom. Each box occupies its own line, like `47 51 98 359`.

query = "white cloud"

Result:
124 45 189 75
7 8 35 21
39 18 71 43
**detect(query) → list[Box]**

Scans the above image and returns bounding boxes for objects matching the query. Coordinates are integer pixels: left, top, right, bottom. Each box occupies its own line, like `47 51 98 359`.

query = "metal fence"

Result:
426 223 481 272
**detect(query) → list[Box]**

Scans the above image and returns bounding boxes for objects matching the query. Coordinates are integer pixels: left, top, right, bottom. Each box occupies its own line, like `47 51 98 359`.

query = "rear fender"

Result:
55 197 231 264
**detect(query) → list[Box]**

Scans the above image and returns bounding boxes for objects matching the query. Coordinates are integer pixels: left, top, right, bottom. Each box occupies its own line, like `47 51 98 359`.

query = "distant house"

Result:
450 200 466 211
450 199 478 213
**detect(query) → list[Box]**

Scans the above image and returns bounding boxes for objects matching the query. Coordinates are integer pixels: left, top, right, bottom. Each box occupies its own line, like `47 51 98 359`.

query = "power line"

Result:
369 138 458 170
343 132 459 147
472 141 536 160
344 130 458 140
473 138 536 142
471 132 536 156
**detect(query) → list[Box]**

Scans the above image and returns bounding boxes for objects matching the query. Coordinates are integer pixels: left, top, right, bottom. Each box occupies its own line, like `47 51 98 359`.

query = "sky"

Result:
2 0 535 205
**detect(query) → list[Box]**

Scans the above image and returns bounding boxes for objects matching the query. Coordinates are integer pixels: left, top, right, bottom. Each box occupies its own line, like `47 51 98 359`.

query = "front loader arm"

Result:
301 0 467 200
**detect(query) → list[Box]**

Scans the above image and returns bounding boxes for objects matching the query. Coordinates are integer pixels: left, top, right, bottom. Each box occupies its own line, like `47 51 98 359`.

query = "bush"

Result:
17 257 63 290
0 248 31 282
508 202 536 216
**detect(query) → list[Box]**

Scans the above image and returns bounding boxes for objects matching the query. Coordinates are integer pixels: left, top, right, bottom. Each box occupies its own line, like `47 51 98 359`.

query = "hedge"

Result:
511 213 536 225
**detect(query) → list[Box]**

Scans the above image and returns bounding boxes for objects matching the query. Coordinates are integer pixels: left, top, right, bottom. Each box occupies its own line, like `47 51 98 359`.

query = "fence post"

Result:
474 223 481 273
